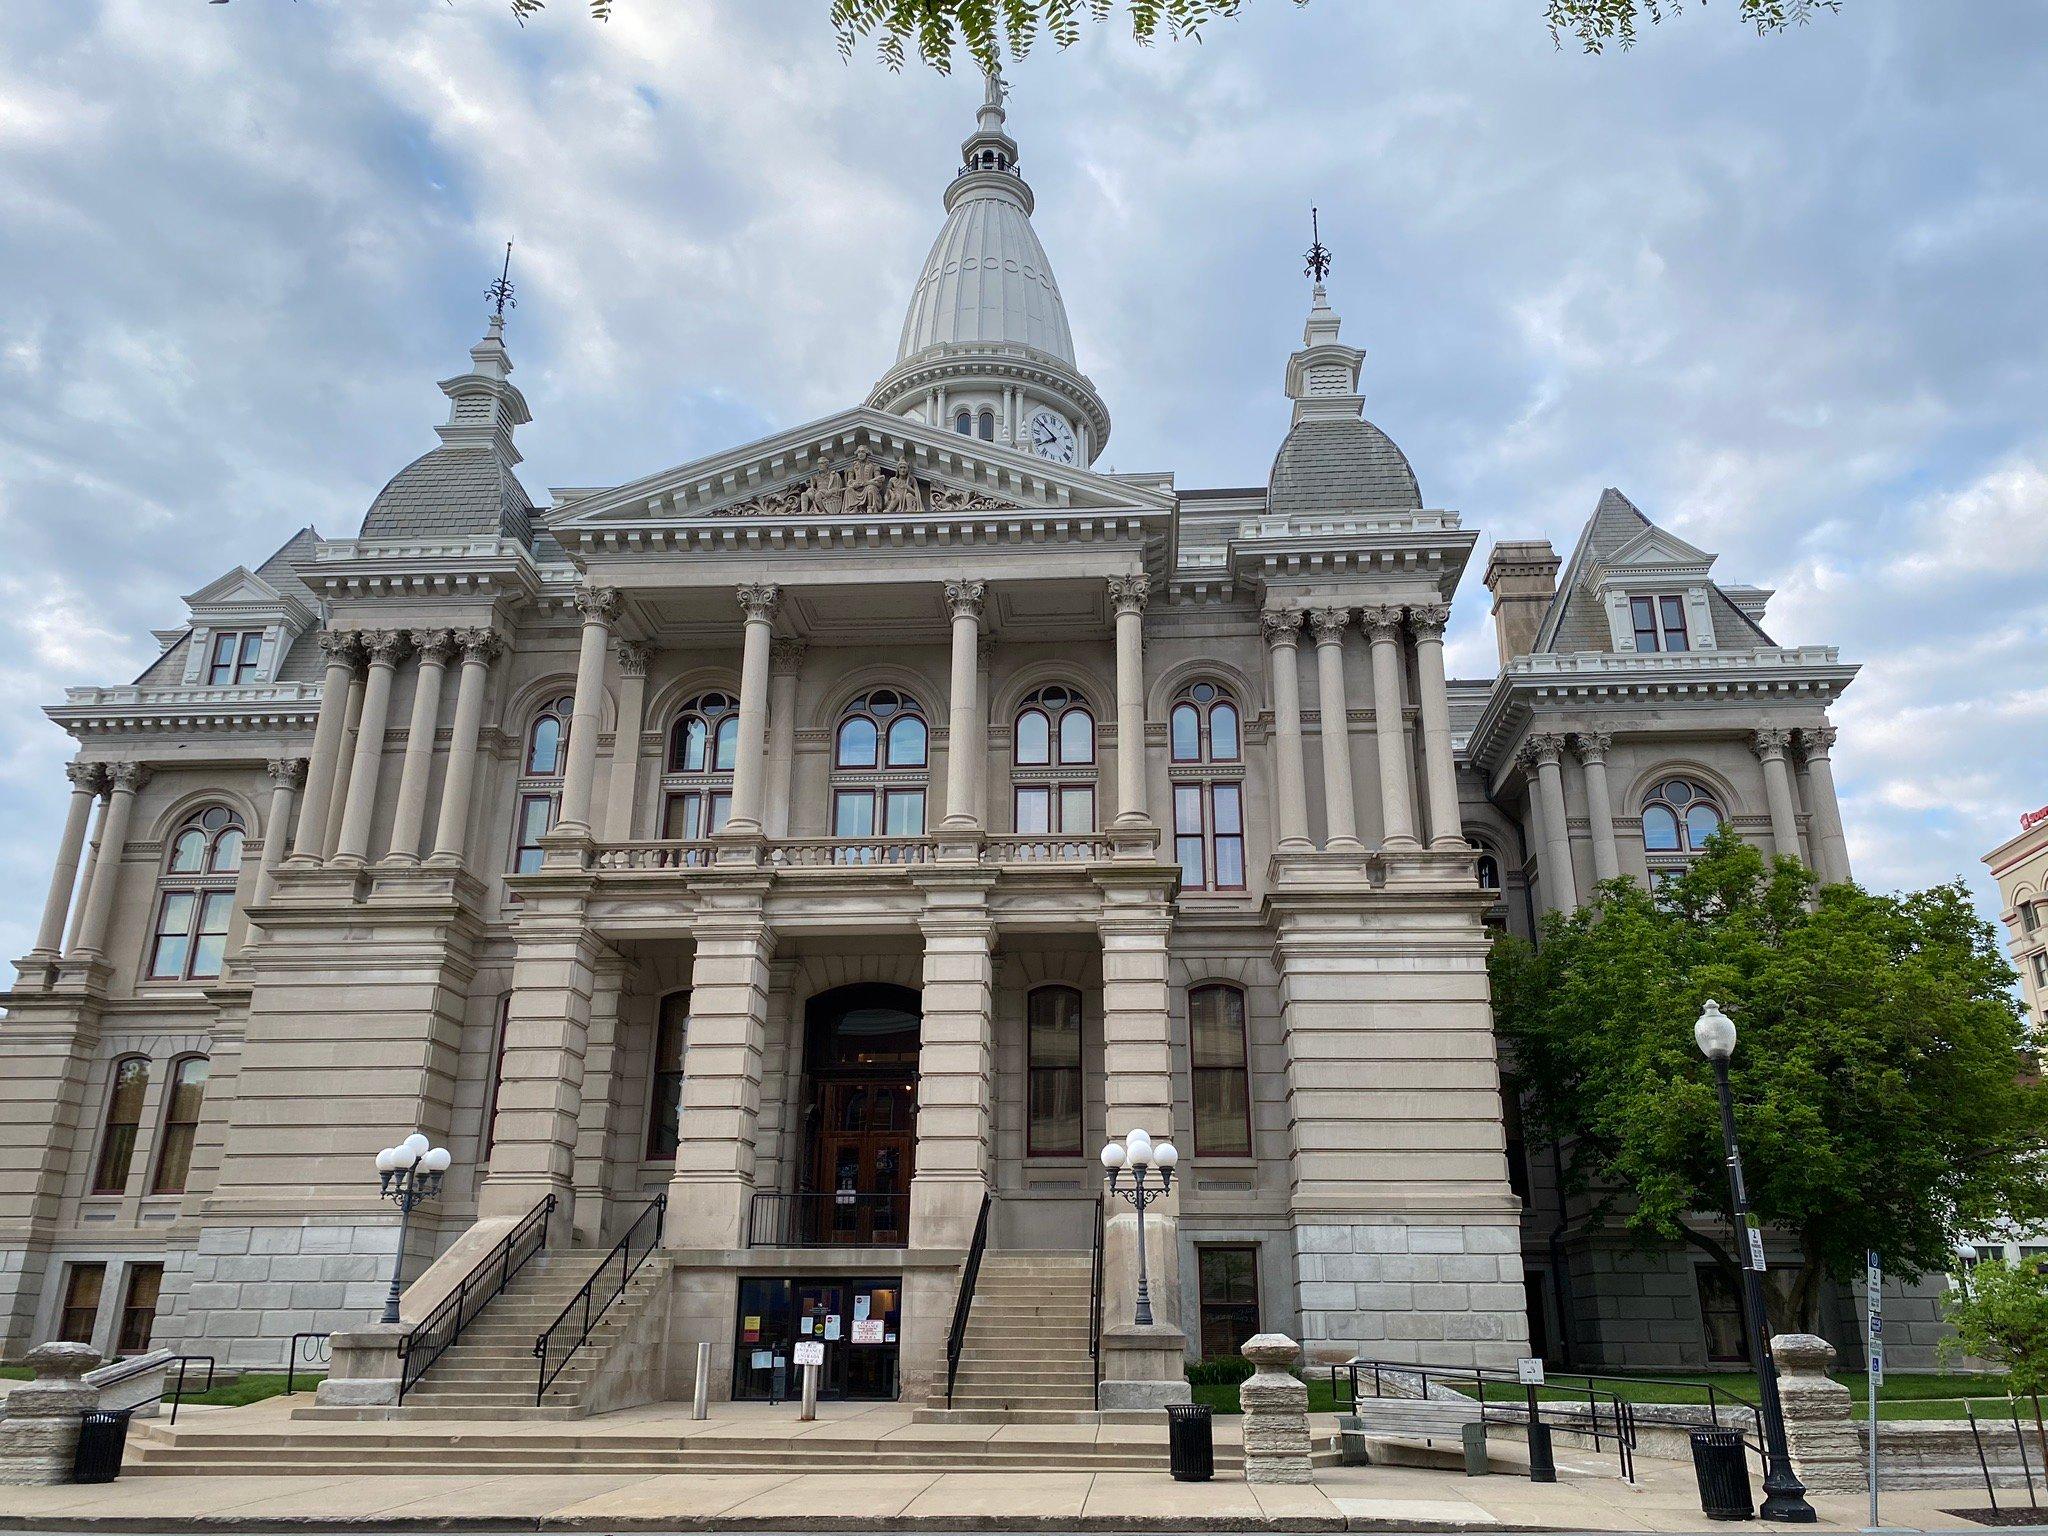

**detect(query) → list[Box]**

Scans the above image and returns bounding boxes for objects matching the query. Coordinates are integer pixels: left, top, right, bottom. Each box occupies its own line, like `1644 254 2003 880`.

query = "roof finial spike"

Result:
1304 205 1332 286
486 240 517 321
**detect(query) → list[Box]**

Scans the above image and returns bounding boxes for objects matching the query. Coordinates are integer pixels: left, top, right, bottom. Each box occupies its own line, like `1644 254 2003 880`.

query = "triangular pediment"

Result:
544 407 1174 533
184 566 285 609
1601 525 1714 572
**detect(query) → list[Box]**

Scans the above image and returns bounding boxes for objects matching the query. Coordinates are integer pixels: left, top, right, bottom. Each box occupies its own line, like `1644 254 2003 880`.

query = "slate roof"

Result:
1534 488 1776 655
360 446 536 545
1267 417 1422 518
130 526 328 686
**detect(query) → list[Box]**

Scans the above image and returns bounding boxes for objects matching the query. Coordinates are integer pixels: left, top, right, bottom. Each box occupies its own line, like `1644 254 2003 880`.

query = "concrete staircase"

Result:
917 1251 1098 1424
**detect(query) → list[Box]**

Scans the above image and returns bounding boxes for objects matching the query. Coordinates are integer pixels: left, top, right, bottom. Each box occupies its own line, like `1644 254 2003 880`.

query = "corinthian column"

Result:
428 628 502 867
767 640 806 839
1752 728 1803 863
1799 725 1851 885
1363 604 1418 850
1262 610 1311 850
1521 734 1578 912
290 632 362 864
1307 608 1361 850
601 641 653 844
1573 730 1621 884
31 763 107 959
72 763 151 961
332 630 409 866
383 629 458 865
253 758 306 911
941 580 988 831
555 587 620 838
1108 575 1152 826
1408 603 1465 848
724 583 780 836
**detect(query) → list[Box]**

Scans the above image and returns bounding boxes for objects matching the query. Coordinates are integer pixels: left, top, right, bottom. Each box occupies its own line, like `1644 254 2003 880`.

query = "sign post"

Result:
795 1338 824 1422
1866 1250 1882 1530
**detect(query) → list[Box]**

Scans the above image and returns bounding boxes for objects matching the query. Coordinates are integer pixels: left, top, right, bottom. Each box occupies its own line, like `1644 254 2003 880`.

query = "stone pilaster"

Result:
1573 730 1620 885
601 640 653 844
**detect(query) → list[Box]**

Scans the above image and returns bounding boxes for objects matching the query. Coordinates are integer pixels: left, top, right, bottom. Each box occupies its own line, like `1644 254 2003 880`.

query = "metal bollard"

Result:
692 1341 710 1421
799 1359 820 1421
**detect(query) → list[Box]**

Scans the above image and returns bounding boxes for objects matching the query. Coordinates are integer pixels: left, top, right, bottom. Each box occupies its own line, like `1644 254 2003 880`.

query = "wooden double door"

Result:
808 1078 915 1246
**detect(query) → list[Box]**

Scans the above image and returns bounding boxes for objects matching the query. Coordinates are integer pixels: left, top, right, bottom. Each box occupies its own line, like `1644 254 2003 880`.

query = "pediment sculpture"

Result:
710 447 1016 519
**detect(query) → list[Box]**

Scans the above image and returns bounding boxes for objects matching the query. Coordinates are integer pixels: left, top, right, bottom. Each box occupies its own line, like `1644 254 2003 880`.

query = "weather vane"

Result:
1304 206 1332 284
486 240 516 318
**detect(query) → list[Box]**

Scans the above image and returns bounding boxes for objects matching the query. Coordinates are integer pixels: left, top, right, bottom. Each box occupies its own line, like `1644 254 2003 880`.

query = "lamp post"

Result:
375 1131 451 1325
1100 1128 1178 1327
1694 1000 1814 1523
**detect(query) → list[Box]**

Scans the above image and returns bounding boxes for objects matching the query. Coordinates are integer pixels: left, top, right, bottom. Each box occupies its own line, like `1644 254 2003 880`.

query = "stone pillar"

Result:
1108 575 1152 826
1521 733 1578 912
554 587 620 838
382 629 457 866
1573 731 1621 885
1239 1334 1312 1485
940 580 988 832
30 764 105 960
666 889 775 1249
1262 610 1312 851
602 641 652 843
332 629 409 866
1409 603 1466 849
723 584 779 838
1752 728 1803 863
71 763 150 961
1798 726 1851 884
1307 608 1362 850
0 1343 99 1486
290 633 361 864
1770 1333 1861 1494
909 877 995 1246
1364 604 1419 849
973 635 996 828
767 640 806 839
249 758 305 921
63 786 112 955
320 671 367 861
428 628 501 867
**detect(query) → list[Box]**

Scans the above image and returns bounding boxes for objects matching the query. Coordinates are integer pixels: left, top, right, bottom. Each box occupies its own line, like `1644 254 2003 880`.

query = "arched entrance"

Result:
800 983 919 1246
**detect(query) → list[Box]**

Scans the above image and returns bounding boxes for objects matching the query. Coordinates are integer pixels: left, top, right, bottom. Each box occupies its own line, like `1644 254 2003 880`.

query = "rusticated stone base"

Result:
1240 1332 1313 1485
0 1343 101 1485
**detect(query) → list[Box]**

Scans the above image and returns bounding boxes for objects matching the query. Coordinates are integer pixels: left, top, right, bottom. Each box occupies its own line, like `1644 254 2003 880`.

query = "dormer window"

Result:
1630 596 1690 653
206 630 265 685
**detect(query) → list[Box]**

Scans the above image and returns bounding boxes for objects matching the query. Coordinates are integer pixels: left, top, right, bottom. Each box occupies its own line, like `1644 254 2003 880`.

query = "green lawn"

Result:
174 1371 319 1409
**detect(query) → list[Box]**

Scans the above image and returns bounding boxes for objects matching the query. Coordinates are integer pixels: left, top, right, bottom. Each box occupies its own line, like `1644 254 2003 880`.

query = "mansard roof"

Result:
361 444 537 546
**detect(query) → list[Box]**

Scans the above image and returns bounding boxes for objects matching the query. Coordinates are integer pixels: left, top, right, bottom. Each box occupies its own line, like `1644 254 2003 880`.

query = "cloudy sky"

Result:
1 0 2044 963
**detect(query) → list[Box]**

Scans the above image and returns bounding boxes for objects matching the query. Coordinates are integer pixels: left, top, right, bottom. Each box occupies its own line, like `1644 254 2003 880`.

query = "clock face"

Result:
1029 410 1077 464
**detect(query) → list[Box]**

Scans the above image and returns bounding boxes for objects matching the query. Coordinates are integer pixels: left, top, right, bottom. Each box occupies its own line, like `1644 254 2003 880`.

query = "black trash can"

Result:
1689 1428 1755 1521
73 1408 134 1484
1167 1402 1214 1482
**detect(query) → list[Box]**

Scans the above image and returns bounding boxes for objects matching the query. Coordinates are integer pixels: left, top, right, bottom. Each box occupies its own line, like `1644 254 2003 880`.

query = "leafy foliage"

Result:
1545 0 1840 53
1491 830 2045 1333
1942 1259 2048 1398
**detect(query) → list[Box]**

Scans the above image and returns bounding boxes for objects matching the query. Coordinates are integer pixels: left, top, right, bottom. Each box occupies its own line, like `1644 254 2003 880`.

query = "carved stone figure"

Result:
883 466 924 517
841 448 885 517
801 466 846 518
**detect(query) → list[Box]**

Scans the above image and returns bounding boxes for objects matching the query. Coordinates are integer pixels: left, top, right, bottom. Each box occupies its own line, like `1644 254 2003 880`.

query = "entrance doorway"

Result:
798 984 920 1246
733 1275 903 1401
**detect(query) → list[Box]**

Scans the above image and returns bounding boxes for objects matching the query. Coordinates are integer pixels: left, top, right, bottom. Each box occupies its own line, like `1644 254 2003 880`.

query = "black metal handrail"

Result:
1088 1191 1106 1410
943 1190 994 1408
1337 1356 1637 1482
746 1190 910 1248
397 1193 555 1402
1543 1368 1765 1458
534 1194 666 1405
91 1352 216 1426
284 1331 330 1395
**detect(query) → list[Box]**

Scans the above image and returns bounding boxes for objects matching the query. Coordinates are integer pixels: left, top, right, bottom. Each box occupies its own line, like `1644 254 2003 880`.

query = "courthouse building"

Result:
0 80 1864 1409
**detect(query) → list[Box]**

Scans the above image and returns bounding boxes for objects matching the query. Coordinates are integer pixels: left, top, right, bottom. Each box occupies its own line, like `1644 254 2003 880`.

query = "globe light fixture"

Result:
1100 1128 1180 1328
374 1131 451 1326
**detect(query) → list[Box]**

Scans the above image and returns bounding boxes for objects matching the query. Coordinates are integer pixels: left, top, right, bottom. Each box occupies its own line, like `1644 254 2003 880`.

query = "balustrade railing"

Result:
982 834 1112 863
592 833 1115 872
770 837 937 868
592 840 718 871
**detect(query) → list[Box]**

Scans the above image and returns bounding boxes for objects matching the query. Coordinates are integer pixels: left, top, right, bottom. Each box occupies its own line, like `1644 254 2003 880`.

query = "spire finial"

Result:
1304 206 1332 285
486 240 517 320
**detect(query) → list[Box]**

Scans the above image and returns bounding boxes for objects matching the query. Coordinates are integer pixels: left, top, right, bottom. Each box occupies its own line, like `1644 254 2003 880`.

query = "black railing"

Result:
397 1193 555 1402
944 1190 994 1409
91 1352 216 1426
534 1194 666 1405
284 1332 330 1395
1088 1192 1106 1410
1337 1356 1638 1482
746 1190 910 1248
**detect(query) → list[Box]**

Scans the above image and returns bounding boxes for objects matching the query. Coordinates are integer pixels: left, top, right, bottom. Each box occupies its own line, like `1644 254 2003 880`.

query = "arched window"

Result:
1170 680 1240 764
977 408 996 442
1476 853 1503 892
150 1055 209 1196
832 689 929 843
1012 685 1097 836
1189 985 1252 1157
663 692 738 844
1641 778 1724 857
954 409 973 436
647 991 689 1159
1027 986 1084 1156
92 1056 150 1195
512 693 576 873
148 806 243 981
1170 683 1245 892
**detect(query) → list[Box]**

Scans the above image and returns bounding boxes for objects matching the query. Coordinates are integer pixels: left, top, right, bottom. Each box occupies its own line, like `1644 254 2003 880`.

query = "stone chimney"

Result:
1484 540 1561 667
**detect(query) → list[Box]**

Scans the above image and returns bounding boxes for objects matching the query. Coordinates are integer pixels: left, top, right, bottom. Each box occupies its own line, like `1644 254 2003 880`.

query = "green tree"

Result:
1943 1258 2048 1398
1491 829 2045 1335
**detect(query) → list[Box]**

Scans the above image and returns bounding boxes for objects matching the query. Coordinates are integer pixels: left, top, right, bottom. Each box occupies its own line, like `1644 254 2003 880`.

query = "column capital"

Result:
770 637 808 671
615 640 654 678
1800 724 1838 758
1520 732 1568 769
1361 603 1406 641
357 629 411 666
1407 602 1452 639
736 582 781 622
64 761 109 794
317 630 366 667
574 585 622 624
1307 606 1351 644
265 757 308 790
944 579 989 622
1751 726 1794 760
411 628 462 666
455 626 504 665
107 762 153 794
1261 608 1304 647
1107 573 1152 615
1571 730 1612 765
